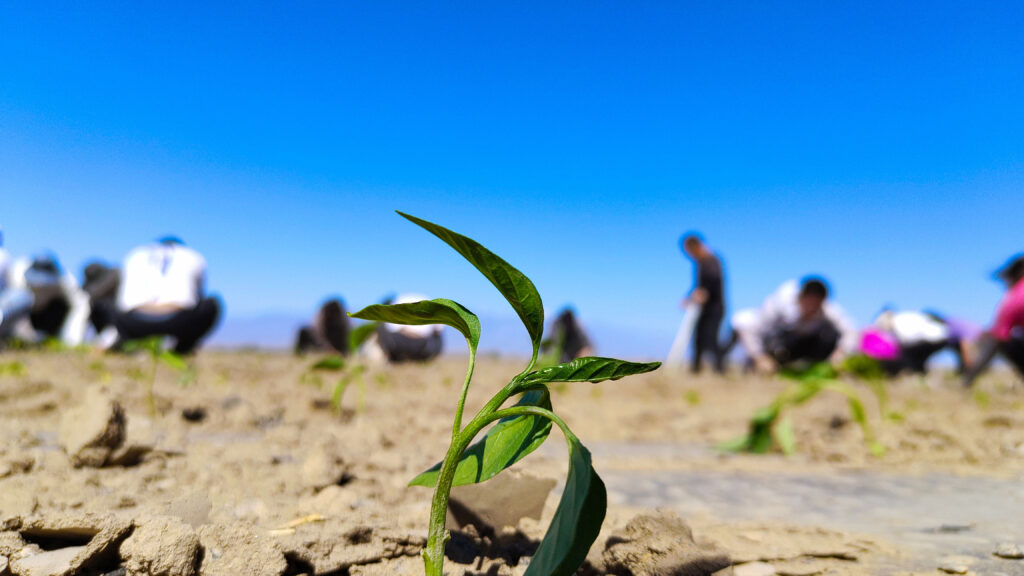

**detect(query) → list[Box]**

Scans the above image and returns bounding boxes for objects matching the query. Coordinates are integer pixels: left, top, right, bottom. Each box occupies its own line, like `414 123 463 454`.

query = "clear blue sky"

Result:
2 2 1022 356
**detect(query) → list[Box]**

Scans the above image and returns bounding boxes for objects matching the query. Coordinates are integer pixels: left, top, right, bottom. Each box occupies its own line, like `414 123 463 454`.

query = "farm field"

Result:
1 350 1022 575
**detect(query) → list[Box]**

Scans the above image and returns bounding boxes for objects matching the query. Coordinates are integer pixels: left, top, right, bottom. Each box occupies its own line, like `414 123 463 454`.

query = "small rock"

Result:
0 554 8 574
938 555 977 574
120 516 200 576
58 387 125 468
732 562 776 576
10 546 84 576
14 513 133 575
603 510 731 576
181 407 206 423
448 471 555 536
994 543 1024 560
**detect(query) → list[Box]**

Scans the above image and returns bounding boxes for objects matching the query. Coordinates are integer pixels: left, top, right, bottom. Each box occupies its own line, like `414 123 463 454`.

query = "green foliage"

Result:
0 360 27 377
349 321 380 351
972 388 991 409
721 363 884 457
122 337 195 416
684 389 701 406
305 355 367 414
351 212 659 576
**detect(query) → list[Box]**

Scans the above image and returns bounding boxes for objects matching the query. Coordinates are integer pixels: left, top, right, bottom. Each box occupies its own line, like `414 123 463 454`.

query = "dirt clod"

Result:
119 516 200 576
58 387 126 468
603 510 731 575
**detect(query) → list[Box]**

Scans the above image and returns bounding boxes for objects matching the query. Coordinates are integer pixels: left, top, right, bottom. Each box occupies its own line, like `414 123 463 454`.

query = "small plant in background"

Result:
719 363 885 457
351 212 660 576
122 336 194 416
0 360 27 377
300 322 379 414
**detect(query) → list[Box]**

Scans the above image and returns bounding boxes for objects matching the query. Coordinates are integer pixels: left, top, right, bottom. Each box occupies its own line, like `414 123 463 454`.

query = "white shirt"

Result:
875 310 949 345
118 243 206 311
734 279 859 357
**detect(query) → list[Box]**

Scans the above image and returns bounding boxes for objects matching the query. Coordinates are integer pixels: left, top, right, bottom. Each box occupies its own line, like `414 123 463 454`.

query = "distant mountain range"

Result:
208 312 676 361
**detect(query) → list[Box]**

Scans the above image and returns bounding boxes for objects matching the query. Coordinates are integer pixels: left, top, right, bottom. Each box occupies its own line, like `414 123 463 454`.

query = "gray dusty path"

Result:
590 442 1024 574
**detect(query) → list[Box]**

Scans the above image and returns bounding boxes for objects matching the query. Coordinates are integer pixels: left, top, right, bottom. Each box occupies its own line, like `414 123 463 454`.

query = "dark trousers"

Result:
30 298 70 337
294 299 349 355
764 316 840 367
692 306 725 374
376 327 442 363
107 297 221 354
1002 335 1024 377
899 340 949 374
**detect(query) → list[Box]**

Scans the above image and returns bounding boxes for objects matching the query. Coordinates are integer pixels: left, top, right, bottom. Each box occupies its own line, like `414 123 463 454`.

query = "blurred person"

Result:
294 298 350 355
544 307 593 363
680 233 726 374
2 250 90 346
367 293 442 363
729 276 857 373
98 237 221 355
863 309 981 375
81 261 121 335
0 229 35 344
962 254 1024 387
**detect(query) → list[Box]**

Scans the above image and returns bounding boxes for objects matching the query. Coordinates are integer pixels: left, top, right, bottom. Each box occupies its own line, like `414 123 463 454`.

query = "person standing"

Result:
681 233 726 374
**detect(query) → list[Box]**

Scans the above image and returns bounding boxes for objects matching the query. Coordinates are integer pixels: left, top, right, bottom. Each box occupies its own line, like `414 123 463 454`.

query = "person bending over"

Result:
3 251 90 346
730 277 857 373
294 298 350 355
680 233 726 374
82 261 121 336
544 307 593 363
962 254 1024 387
0 230 35 344
865 309 980 375
100 237 221 355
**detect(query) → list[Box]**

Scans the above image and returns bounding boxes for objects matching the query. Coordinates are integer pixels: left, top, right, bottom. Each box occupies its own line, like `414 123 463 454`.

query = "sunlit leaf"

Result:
409 389 552 487
352 298 480 355
520 357 660 389
397 212 543 358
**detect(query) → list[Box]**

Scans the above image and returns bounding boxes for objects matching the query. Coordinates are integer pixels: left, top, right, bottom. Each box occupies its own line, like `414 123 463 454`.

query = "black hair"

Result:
679 232 704 251
158 236 185 246
799 276 830 299
996 254 1024 285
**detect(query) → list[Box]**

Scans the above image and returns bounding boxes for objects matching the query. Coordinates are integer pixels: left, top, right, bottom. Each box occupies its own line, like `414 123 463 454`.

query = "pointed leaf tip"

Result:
396 212 544 358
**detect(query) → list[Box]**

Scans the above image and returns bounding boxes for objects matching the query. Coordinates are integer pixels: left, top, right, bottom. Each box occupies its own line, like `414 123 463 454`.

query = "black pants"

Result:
30 298 70 337
109 297 221 354
764 316 840 367
899 340 949 374
692 306 725 374
376 327 442 363
1002 335 1024 377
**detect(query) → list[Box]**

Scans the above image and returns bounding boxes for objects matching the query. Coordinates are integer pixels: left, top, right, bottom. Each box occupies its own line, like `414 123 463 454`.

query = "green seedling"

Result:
840 354 891 419
972 388 991 410
308 356 367 414
720 363 884 457
122 337 194 416
351 212 660 576
684 389 702 406
0 360 27 377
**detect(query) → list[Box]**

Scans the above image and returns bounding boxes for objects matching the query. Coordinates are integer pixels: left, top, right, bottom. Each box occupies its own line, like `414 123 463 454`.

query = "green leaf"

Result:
524 435 606 576
349 322 379 350
158 351 188 373
520 357 660 388
409 389 553 487
773 416 797 455
311 355 346 372
397 211 543 358
351 298 480 354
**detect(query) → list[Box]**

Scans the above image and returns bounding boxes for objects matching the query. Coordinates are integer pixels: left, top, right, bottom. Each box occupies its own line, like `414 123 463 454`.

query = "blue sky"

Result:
2 2 1022 356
